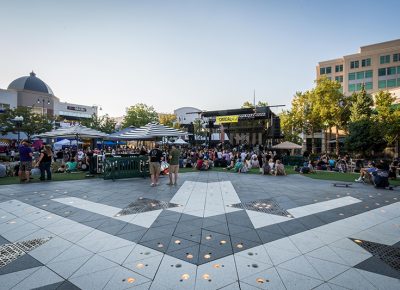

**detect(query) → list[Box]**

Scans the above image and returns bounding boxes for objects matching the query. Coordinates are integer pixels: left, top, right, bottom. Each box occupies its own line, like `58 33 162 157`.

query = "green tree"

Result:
374 90 400 146
100 115 117 134
241 101 254 108
279 110 303 144
193 119 206 139
122 103 158 128
290 90 321 153
345 119 387 157
0 107 53 140
158 113 176 127
80 114 117 134
241 101 268 108
349 86 373 122
313 77 346 155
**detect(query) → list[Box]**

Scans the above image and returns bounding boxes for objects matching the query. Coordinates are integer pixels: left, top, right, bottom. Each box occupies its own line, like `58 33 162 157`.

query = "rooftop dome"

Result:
8 71 54 95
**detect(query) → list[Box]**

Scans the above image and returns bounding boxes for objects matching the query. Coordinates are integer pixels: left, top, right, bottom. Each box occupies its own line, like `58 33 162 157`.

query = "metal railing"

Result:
281 155 305 167
103 156 149 181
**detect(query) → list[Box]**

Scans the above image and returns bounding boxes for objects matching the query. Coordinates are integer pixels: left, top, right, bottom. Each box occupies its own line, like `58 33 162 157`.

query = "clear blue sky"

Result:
1 0 399 117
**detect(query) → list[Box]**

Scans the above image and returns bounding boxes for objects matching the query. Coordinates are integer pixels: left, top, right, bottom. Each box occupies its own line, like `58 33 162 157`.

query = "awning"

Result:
272 141 302 150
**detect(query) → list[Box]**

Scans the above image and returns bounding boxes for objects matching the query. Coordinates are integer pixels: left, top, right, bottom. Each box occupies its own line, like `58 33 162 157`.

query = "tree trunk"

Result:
324 129 328 154
335 129 339 156
311 127 315 154
328 127 332 154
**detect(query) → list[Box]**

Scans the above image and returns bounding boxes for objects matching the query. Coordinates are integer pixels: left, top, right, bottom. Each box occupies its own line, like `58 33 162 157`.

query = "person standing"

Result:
18 140 33 183
10 148 15 162
36 145 53 181
168 145 180 185
149 144 163 186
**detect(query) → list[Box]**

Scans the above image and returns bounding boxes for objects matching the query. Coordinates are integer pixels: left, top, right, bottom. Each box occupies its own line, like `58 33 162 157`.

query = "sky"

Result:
1 0 399 117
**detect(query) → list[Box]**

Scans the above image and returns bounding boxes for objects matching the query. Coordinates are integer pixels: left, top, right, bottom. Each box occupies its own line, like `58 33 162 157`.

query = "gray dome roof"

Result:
8 71 54 95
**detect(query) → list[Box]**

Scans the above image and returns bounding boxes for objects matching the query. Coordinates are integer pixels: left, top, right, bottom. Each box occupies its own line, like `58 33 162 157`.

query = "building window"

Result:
356 71 364 79
348 84 356 92
365 70 373 78
393 53 400 62
365 82 373 90
350 61 359 69
335 76 343 83
320 67 326 75
356 83 363 91
398 66 400 74
361 58 371 67
378 68 386 76
378 80 386 89
326 67 332 74
335 64 343 72
387 66 396 75
348 73 356 80
387 79 397 88
398 78 400 86
380 55 390 64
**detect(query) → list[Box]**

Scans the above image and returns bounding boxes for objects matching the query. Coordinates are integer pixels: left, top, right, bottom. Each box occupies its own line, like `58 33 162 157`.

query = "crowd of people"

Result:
1 139 398 190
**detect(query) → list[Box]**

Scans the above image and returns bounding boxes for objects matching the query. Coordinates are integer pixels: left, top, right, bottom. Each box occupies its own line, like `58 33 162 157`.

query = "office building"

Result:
317 39 400 98
0 71 97 120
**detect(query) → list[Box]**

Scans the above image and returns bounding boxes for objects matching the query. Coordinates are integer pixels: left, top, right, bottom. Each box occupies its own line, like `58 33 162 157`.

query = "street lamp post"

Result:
37 98 51 117
12 116 24 145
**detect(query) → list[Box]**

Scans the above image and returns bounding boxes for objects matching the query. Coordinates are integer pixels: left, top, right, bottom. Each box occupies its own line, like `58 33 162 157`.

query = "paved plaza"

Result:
0 172 399 290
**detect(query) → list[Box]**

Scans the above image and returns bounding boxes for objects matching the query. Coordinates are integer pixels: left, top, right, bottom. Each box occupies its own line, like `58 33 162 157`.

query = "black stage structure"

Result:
196 106 283 147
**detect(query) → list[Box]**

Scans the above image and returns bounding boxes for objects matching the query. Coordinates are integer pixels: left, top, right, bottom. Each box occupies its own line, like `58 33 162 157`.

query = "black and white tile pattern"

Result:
0 172 399 289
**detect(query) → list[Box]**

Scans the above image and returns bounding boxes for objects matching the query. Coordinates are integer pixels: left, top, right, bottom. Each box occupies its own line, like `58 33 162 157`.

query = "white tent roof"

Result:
54 139 83 145
35 125 108 139
174 138 188 145
272 141 302 149
53 139 83 150
117 122 186 140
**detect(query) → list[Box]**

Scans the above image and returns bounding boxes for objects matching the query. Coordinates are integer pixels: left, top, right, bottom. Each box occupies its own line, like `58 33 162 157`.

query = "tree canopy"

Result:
0 107 53 140
158 113 176 127
80 113 117 134
241 101 268 108
122 103 158 128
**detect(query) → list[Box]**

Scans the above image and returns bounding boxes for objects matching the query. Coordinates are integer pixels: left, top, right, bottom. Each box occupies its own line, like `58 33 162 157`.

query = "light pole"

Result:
12 116 24 145
37 98 51 117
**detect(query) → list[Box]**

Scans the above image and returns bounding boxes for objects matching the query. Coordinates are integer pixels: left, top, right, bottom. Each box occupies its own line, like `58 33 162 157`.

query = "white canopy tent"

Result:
174 138 188 145
35 125 109 139
53 139 83 150
116 122 186 140
272 141 302 150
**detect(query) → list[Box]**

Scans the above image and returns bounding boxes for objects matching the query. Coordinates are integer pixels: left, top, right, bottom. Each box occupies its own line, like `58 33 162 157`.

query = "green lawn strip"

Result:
0 172 90 186
1 166 399 187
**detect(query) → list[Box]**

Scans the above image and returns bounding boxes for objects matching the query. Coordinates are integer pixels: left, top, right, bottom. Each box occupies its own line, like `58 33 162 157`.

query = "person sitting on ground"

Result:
261 157 271 175
268 158 275 174
202 157 210 170
233 158 243 173
65 160 78 172
250 154 260 168
196 156 204 170
57 164 66 173
355 161 376 183
225 158 235 170
275 160 287 176
299 161 311 174
372 163 390 188
240 159 249 173
328 158 335 171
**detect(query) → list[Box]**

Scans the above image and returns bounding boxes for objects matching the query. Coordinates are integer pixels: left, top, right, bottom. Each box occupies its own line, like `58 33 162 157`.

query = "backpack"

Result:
372 170 389 188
